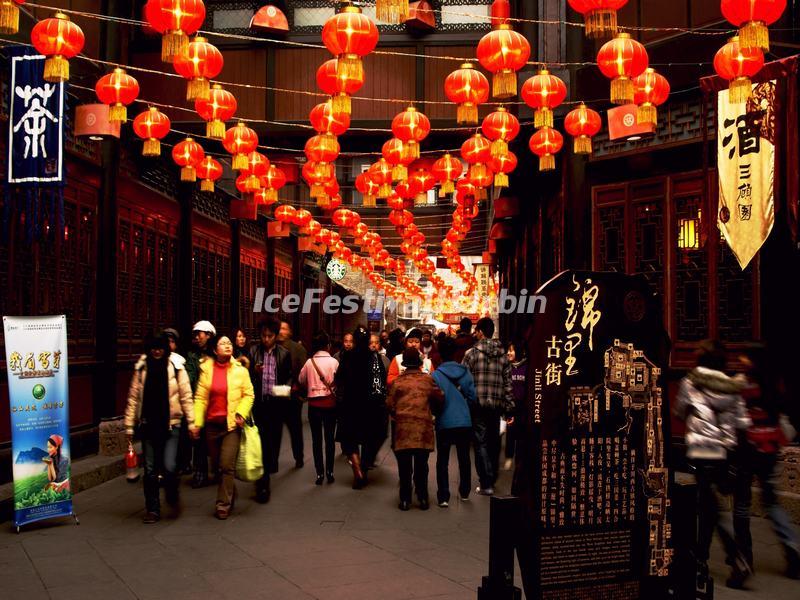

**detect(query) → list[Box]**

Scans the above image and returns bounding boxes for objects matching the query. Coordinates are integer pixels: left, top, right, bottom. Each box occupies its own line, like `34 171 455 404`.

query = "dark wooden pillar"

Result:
176 183 194 337
230 220 241 329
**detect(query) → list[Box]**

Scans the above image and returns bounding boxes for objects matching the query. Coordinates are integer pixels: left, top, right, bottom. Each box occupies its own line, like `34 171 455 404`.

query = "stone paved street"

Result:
1 425 798 599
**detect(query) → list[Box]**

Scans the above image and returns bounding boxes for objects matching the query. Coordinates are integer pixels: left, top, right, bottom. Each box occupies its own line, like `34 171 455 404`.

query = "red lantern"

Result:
309 101 350 138
529 127 563 172
369 158 394 199
353 222 370 242
223 121 259 170
260 164 286 204
597 32 649 105
432 153 463 196
481 107 520 157
408 168 436 205
95 68 140 125
304 135 339 183
714 36 764 104
382 137 414 181
316 58 364 116
196 156 222 192
132 107 171 157
521 69 567 129
322 6 379 83
633 68 670 127
461 134 492 193
721 0 786 52
567 0 628 39
389 209 414 228
477 24 531 98
31 12 85 82
305 219 322 238
172 137 205 181
467 162 494 194
356 172 379 207
489 151 517 188
318 228 341 247
274 204 296 223
293 208 313 234
323 192 343 211
444 63 490 125
195 84 237 139
241 151 270 192
147 0 206 63
563 103 602 154
391 106 431 160
455 178 478 205
0 0 24 35
173 36 223 100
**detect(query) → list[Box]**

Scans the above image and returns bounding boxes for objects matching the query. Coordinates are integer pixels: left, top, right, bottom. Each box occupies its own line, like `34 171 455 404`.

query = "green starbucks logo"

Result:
32 384 46 400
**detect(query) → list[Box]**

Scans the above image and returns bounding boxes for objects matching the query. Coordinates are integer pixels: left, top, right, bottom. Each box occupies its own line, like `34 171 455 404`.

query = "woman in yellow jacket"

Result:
191 334 254 519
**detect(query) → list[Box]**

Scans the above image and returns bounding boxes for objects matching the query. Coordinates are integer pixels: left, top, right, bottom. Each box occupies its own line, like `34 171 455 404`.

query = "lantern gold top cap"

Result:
112 67 125 74
192 36 208 43
460 62 474 69
54 11 69 20
212 83 223 89
341 5 361 14
616 32 631 39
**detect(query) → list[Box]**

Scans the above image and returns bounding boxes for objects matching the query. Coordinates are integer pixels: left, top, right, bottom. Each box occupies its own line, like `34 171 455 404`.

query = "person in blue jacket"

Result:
431 336 477 507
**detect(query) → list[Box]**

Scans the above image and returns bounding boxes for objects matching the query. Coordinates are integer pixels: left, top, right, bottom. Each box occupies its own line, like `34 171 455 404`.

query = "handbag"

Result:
309 357 337 407
235 415 264 482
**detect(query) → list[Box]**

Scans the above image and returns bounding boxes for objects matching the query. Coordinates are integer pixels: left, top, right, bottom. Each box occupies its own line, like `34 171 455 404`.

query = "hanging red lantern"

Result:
260 164 286 204
529 127 563 172
293 208 313 234
395 179 415 202
714 36 764 104
222 121 259 170
173 36 223 101
567 0 628 39
316 58 363 116
356 172 379 207
481 107 520 157
369 158 394 199
304 135 339 183
389 209 414 228
147 0 206 63
353 222 370 243
461 134 492 194
489 151 517 188
563 103 602 154
31 12 85 82
467 162 494 194
195 84 237 139
196 157 223 192
322 5 379 82
455 178 478 205
477 23 531 98
633 68 670 127
408 168 436 205
382 137 414 181
444 63 490 125
597 32 649 105
521 69 567 129
305 219 322 238
318 228 341 247
309 100 350 147
432 153 463 197
274 204 297 224
241 151 269 192
323 192 343 211
0 0 24 35
172 137 205 181
95 68 140 125
302 161 327 200
721 0 786 52
391 106 431 161
132 106 171 157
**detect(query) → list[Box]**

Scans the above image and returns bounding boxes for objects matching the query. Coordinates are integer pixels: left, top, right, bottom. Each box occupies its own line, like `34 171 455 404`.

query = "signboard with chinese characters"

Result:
514 271 672 600
474 263 491 298
7 48 65 185
3 315 72 529
717 82 776 269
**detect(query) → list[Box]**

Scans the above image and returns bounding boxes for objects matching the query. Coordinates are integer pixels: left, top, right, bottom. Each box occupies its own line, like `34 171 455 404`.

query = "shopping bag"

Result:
235 417 264 482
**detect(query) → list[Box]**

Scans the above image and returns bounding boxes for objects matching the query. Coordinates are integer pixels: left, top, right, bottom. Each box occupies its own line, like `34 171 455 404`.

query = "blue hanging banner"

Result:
3 315 73 529
6 46 65 185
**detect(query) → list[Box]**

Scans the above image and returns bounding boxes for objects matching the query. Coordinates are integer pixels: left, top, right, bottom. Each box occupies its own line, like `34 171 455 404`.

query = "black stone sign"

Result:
513 271 672 600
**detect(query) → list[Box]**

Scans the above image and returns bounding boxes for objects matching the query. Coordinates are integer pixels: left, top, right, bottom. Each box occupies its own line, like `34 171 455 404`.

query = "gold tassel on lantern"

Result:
200 179 215 192
0 0 20 35
375 0 409 25
729 77 752 104
378 183 392 198
404 141 420 160
414 194 427 206
314 163 332 181
534 107 553 129
573 135 592 155
180 166 196 182
610 77 634 105
439 180 455 197
187 77 210 102
109 103 127 124
494 173 508 188
337 54 363 83
310 184 324 198
162 30 188 63
363 194 376 207
321 133 339 154
469 163 489 181
265 189 277 203
637 102 657 127
332 93 352 116
317 194 330 208
586 9 617 39
207 119 225 139
491 139 508 158
245 175 260 192
142 139 161 157
539 155 555 172
232 153 248 171
44 55 69 83
493 70 517 100
457 103 478 125
739 21 770 52
392 165 407 181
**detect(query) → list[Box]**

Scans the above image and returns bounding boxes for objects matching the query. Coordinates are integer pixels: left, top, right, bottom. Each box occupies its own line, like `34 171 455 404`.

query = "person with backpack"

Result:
431 336 477 507
733 344 800 579
298 331 339 486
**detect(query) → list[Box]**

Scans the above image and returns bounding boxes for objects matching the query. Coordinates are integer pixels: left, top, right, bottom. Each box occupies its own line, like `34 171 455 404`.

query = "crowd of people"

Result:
124 317 523 521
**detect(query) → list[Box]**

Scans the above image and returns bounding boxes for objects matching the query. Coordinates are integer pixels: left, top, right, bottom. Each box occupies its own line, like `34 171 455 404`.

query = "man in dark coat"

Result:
453 317 475 364
247 317 293 503
279 320 308 468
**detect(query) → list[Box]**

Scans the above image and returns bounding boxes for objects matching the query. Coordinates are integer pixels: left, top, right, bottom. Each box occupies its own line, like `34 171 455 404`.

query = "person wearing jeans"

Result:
125 334 194 523
431 336 477 506
462 318 514 496
299 331 339 485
